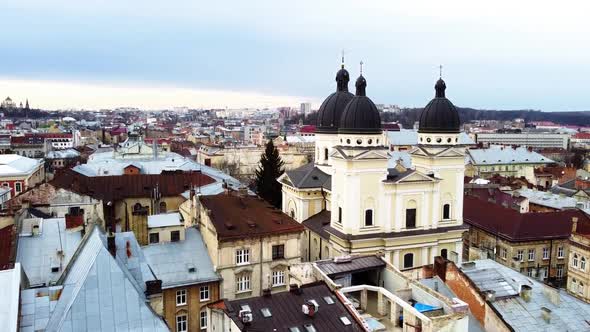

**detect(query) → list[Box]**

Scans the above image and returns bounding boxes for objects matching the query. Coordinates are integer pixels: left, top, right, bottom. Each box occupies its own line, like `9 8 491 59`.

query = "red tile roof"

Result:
52 169 215 201
0 224 16 270
464 195 588 241
573 132 590 139
200 193 304 242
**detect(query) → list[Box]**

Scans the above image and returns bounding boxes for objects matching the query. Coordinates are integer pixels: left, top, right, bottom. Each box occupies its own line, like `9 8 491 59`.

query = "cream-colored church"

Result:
279 62 467 270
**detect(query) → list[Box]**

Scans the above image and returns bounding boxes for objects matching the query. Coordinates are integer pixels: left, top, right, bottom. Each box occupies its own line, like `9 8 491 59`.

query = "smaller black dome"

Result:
418 78 460 134
316 65 354 133
338 74 382 135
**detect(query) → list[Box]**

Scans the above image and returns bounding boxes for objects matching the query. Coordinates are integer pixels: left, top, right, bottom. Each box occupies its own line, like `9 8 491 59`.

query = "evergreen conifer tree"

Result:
255 139 285 208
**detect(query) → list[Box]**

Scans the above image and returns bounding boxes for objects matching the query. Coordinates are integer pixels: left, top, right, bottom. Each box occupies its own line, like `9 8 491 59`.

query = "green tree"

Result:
255 139 285 208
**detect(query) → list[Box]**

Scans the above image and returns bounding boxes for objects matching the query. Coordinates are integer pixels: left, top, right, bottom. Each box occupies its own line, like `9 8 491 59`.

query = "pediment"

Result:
435 148 465 157
398 171 438 183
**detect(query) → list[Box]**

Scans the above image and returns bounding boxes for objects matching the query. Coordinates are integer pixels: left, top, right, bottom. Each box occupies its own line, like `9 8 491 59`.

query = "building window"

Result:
338 207 342 223
542 247 549 260
159 201 167 213
573 254 579 268
236 274 251 292
542 267 548 279
176 314 188 332
364 209 373 227
171 230 180 242
149 233 159 244
557 265 564 278
527 268 534 277
176 289 187 306
200 310 207 330
517 249 524 262
272 270 285 286
581 257 587 271
441 249 448 259
579 282 585 295
15 182 21 193
557 246 564 258
403 253 414 269
442 204 451 220
528 249 535 261
236 249 250 265
272 245 285 260
500 247 507 260
133 203 143 211
324 148 328 161
405 208 416 229
200 285 209 302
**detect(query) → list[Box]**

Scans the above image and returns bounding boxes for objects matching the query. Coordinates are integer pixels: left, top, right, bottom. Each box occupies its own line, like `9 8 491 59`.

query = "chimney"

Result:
520 285 532 302
289 283 302 295
189 188 196 201
572 217 579 233
541 307 551 323
107 231 116 257
145 279 163 297
262 288 271 297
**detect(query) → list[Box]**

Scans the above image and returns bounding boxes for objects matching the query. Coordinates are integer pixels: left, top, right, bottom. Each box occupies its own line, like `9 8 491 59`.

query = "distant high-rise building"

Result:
300 102 312 115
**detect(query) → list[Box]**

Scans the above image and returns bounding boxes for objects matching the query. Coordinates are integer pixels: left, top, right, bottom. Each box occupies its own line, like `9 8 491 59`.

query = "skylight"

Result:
260 307 272 318
323 296 335 304
241 304 251 311
304 324 317 332
340 316 352 325
289 328 301 332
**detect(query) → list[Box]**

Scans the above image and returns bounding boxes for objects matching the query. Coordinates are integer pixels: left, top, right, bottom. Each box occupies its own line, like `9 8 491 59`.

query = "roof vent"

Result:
311 175 319 180
187 263 196 273
224 222 235 230
246 220 256 228
239 309 253 324
541 307 551 323
302 300 319 317
274 219 283 224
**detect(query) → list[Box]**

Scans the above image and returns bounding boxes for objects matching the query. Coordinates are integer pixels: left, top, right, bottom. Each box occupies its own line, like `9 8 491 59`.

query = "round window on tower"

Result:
426 137 431 143
455 137 458 142
447 137 452 143
436 137 442 143
357 139 363 145
368 139 373 144
346 139 351 144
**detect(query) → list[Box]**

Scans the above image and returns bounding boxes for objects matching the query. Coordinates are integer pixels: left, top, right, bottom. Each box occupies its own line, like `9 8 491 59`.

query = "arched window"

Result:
403 253 414 269
324 246 329 258
133 203 143 212
581 257 586 270
324 148 329 161
573 254 579 268
572 278 578 293
290 209 295 218
159 201 167 213
338 207 342 223
441 249 448 259
580 282 585 295
364 209 373 227
443 204 451 220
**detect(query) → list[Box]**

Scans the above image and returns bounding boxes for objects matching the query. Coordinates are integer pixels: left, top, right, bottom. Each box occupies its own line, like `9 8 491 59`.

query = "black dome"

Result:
338 75 382 134
418 78 460 134
316 66 354 133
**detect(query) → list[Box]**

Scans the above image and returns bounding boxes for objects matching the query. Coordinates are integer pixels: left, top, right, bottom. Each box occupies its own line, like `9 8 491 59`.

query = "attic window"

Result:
323 296 335 304
260 308 272 317
187 264 196 273
311 176 319 180
340 316 352 325
241 304 251 311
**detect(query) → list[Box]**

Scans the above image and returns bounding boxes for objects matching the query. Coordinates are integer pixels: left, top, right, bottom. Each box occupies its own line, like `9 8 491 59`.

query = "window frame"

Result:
442 203 451 220
200 310 208 329
171 230 180 242
528 249 535 261
364 209 373 227
176 314 188 332
14 182 21 193
542 247 549 260
149 233 159 244
272 244 285 260
403 253 414 269
517 249 524 262
176 289 187 306
272 270 285 287
236 248 250 265
200 285 210 302
405 208 417 229
236 274 251 292
557 246 564 258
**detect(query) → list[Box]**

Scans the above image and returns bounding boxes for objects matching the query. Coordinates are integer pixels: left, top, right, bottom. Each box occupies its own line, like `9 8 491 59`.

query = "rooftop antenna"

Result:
360 61 364 75
341 49 345 69
439 64 443 78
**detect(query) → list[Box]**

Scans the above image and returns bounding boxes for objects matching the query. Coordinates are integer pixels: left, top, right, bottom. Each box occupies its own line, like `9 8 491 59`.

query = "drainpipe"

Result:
260 237 264 293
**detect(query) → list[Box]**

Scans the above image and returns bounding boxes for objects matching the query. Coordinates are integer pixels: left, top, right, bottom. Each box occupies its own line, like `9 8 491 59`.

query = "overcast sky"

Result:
1 0 590 111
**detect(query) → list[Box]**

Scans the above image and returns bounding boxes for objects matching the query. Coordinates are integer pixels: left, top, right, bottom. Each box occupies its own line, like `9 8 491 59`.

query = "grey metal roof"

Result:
467 146 554 165
463 259 590 332
315 255 385 277
114 232 157 294
16 218 83 287
283 163 332 190
388 151 413 169
20 226 169 332
142 227 220 289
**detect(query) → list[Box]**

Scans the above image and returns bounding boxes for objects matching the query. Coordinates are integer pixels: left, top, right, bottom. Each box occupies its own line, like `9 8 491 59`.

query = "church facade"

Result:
279 61 468 270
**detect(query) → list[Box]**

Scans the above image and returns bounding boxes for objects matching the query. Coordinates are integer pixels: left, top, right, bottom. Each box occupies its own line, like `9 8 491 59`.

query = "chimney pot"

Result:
572 217 579 233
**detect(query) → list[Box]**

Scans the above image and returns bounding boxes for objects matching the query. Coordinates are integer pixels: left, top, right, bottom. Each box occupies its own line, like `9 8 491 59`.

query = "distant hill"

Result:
381 108 590 128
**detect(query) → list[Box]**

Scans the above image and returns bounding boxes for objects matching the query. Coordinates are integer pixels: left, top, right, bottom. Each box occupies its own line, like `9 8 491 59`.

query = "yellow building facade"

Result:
280 65 467 270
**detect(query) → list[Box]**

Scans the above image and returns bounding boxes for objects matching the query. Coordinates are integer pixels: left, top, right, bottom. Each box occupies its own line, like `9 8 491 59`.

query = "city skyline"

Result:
2 1 590 111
